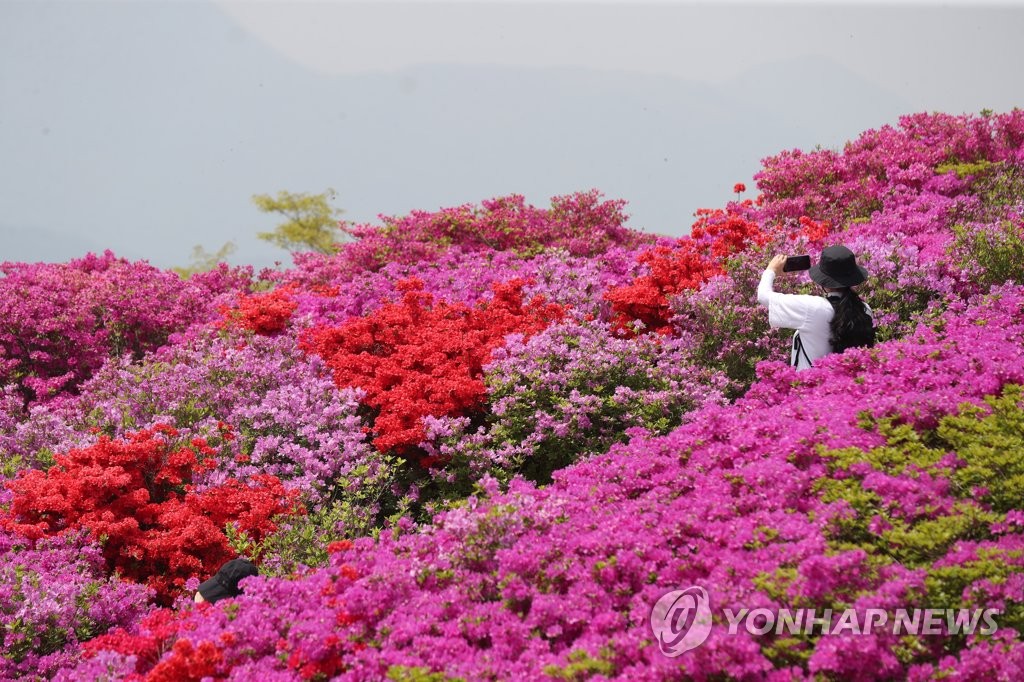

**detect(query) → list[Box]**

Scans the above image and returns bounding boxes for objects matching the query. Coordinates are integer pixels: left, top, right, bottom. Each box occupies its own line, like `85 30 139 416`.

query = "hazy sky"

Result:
215 0 1022 112
2 1 1022 269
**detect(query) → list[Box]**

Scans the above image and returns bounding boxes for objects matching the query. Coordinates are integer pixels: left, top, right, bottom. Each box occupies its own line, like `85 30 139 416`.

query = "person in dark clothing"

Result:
757 245 875 369
194 558 258 604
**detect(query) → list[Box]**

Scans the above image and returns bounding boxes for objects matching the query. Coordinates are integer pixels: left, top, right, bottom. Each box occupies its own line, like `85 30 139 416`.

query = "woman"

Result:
756 245 875 369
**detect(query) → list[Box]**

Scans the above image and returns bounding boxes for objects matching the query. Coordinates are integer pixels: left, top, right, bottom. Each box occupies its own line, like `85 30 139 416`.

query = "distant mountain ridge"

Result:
0 1 913 268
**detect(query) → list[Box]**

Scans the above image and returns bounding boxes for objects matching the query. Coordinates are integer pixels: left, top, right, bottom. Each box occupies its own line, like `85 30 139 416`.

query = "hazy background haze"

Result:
1 0 1022 268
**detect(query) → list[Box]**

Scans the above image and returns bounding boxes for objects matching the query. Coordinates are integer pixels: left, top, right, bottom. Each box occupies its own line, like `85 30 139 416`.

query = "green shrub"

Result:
951 219 1024 288
228 456 409 576
817 385 1024 607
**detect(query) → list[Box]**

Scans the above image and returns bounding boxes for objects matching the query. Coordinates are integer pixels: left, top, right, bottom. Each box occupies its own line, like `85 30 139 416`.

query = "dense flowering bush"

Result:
0 251 250 404
304 278 565 455
754 111 1024 227
1 427 300 603
60 281 1024 681
222 287 298 335
950 212 1024 290
670 259 783 393
291 190 650 283
62 566 365 682
0 529 152 680
605 203 770 333
605 240 722 333
1 110 1023 679
419 319 731 488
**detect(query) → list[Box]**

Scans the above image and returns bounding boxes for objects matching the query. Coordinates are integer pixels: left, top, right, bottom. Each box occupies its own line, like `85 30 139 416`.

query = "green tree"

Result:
253 188 346 255
173 241 236 278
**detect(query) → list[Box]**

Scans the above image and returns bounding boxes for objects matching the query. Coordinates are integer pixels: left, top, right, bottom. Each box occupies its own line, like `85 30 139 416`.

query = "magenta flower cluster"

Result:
0 252 251 404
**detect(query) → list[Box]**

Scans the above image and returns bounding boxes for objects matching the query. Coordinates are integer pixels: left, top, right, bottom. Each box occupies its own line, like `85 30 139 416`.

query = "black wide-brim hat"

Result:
809 245 869 288
198 558 258 603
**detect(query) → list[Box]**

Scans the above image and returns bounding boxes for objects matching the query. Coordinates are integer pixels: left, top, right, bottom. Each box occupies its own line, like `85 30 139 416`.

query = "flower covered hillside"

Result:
60 281 1024 681
1 110 1023 680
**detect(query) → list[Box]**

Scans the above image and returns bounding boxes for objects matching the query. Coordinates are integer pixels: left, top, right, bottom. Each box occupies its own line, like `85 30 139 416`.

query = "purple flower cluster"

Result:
0 528 152 680
419 319 730 487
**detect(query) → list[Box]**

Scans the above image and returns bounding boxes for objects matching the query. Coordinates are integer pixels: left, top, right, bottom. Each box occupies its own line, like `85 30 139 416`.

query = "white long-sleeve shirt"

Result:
756 269 835 370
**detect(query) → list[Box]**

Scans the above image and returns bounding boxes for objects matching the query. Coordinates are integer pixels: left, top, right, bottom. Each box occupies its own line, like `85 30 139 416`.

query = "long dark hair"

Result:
828 288 875 353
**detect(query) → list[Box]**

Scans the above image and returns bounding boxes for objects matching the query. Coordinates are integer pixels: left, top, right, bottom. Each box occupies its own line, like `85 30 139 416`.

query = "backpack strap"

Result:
792 332 814 368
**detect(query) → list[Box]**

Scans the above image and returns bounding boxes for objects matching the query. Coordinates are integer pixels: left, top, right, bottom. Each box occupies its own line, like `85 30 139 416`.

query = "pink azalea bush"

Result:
0 527 152 680
0 109 1023 679
286 190 650 288
0 252 251 405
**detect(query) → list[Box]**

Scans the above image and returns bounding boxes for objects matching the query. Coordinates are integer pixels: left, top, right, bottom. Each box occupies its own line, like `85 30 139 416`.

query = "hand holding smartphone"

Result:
783 255 811 272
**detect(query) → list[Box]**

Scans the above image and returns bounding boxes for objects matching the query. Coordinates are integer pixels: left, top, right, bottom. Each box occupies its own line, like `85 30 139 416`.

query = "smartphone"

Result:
783 255 811 272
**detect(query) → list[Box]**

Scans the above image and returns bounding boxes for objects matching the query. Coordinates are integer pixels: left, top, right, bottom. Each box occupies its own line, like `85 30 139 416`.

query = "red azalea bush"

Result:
604 241 722 333
795 214 831 244
221 287 298 336
145 639 223 682
78 607 196 680
1 427 300 603
605 203 771 333
303 278 565 455
689 205 772 258
72 561 367 682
